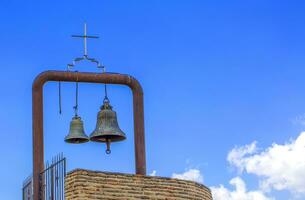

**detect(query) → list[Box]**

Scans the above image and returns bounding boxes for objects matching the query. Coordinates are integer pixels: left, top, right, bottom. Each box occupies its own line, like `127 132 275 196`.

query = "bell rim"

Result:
64 137 89 144
89 134 126 143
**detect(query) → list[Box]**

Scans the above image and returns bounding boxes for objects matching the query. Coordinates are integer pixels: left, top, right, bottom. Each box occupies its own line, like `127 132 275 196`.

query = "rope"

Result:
58 81 62 114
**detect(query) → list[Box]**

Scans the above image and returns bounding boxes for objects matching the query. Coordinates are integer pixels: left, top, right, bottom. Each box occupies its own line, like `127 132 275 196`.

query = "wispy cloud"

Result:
171 168 273 199
211 177 273 200
291 114 305 126
227 141 257 173
172 168 204 184
149 170 157 176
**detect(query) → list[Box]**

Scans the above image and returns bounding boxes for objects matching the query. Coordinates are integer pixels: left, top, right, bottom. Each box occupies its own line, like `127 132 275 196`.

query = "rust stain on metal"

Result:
32 70 146 200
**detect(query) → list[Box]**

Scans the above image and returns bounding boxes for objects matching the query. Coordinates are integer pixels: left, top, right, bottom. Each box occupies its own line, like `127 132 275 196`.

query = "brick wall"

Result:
65 169 212 200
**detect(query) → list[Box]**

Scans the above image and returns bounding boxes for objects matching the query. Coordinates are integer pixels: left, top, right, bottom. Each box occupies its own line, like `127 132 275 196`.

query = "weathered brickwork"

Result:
65 169 212 200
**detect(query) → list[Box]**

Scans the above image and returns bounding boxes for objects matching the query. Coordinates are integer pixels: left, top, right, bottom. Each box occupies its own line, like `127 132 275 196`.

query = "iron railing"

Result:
40 154 66 200
23 175 33 200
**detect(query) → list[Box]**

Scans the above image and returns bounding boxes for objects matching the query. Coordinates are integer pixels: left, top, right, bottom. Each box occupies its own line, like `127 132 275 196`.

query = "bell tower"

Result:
30 24 212 200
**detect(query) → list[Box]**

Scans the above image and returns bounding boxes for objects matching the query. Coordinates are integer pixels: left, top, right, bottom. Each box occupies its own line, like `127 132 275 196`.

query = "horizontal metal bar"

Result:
40 158 66 174
71 35 99 38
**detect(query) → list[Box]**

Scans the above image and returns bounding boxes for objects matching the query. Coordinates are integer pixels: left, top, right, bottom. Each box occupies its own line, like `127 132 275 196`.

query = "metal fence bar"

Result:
39 154 66 200
22 176 33 200
23 154 66 200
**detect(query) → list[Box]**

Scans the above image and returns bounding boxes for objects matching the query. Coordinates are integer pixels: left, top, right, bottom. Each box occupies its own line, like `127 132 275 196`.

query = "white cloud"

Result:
227 132 305 195
170 132 305 199
172 169 204 183
211 177 274 200
172 168 273 199
149 170 157 176
227 141 258 173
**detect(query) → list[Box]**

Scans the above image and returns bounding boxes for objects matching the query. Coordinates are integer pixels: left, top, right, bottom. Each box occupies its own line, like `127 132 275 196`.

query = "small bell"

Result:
65 81 89 144
90 96 126 153
65 115 89 144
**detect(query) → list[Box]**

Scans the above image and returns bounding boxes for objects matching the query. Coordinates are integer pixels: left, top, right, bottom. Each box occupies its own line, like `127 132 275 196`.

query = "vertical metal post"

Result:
51 164 54 200
133 90 146 175
33 83 44 200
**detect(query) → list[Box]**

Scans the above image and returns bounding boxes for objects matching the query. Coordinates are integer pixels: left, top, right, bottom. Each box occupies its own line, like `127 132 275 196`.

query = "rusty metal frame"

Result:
32 70 146 200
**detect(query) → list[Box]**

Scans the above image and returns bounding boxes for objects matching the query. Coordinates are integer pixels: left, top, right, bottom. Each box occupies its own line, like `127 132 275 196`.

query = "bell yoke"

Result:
32 71 146 200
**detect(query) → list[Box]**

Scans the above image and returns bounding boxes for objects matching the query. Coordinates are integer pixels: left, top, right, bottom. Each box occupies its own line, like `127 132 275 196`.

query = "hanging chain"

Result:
104 83 108 100
73 78 79 116
98 64 109 102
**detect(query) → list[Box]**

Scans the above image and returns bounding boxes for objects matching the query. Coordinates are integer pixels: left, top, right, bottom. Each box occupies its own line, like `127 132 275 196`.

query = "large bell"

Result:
65 115 89 144
90 98 126 153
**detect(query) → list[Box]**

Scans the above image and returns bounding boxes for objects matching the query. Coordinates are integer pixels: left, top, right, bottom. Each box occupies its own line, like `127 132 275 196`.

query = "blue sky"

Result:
1 0 305 199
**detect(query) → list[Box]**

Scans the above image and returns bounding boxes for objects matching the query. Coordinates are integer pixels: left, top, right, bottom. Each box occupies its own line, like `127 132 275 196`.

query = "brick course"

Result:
65 169 212 200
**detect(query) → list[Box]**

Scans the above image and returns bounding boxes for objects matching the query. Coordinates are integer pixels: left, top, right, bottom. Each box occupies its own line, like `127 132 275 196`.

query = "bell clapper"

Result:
106 139 111 154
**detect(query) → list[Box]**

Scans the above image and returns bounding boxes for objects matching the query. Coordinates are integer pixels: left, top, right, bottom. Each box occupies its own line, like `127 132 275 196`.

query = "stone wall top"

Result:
65 169 213 200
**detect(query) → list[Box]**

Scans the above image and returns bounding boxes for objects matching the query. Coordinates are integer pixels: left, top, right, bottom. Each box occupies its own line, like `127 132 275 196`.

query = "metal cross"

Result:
72 23 99 57
68 23 103 70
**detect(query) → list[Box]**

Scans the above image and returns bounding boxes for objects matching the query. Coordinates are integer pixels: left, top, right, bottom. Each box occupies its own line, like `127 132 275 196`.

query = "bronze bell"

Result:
90 97 126 153
65 115 89 144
